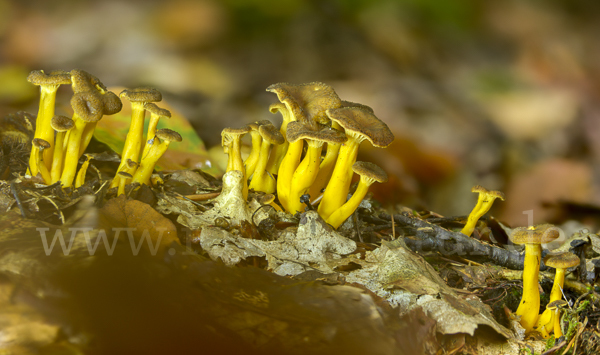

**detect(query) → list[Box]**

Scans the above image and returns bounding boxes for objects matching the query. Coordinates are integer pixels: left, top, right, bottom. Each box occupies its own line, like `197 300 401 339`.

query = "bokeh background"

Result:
2 0 600 228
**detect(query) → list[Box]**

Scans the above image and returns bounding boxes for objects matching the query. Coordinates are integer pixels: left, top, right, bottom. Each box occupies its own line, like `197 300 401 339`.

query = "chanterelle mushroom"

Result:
222 125 252 199
326 161 388 229
27 70 71 174
317 107 394 220
510 224 560 333
248 122 284 194
461 185 505 237
60 91 104 188
111 87 162 188
141 102 171 157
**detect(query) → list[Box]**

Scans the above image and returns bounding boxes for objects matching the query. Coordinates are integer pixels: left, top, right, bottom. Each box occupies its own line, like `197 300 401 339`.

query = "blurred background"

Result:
1 0 600 228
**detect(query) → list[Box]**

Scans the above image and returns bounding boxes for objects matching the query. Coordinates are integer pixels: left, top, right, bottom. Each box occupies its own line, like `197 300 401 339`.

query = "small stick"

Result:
183 192 221 201
391 213 395 240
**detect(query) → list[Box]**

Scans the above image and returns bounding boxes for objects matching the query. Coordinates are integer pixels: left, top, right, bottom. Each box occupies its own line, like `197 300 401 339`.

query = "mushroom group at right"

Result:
509 224 560 333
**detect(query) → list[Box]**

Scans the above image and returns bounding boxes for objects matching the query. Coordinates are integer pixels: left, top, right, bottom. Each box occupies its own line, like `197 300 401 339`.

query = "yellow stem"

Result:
326 180 370 229
29 86 59 174
287 143 323 214
318 138 360 220
50 132 66 183
249 140 274 193
74 157 91 188
308 141 341 202
516 243 541 333
110 102 146 188
276 139 303 211
131 142 169 185
78 122 98 157
59 118 86 188
244 132 262 177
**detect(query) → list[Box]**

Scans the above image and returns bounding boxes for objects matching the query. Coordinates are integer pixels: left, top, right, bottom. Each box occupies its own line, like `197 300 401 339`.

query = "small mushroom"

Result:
510 224 560 333
60 91 104 188
117 159 138 196
248 122 284 194
49 115 75 183
111 87 162 188
74 154 93 188
460 185 505 237
221 125 251 199
131 129 182 186
285 122 347 214
32 138 52 184
318 107 394 220
27 70 71 174
78 89 123 156
141 103 171 157
244 120 272 178
534 252 579 338
325 162 388 229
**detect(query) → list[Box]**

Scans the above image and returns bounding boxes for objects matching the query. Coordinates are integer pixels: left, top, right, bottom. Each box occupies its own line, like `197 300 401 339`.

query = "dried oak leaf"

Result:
98 195 179 256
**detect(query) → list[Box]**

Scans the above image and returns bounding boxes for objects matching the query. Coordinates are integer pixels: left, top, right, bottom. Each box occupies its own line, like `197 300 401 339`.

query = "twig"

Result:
10 181 26 218
184 192 221 201
379 212 526 270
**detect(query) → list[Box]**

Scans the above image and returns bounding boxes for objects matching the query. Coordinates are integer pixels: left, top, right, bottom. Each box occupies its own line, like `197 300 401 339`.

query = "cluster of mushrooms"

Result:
220 82 394 229
25 69 181 193
460 186 579 338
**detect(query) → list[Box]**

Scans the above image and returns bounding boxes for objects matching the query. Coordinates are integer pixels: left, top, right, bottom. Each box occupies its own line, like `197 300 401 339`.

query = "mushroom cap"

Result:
266 82 342 129
544 252 580 269
472 185 505 200
509 224 560 245
70 69 106 93
257 193 276 205
269 102 287 115
352 161 388 183
71 91 104 123
125 159 138 169
156 128 182 143
50 115 75 132
286 121 347 145
102 91 123 115
258 122 285 145
27 70 71 86
32 138 51 150
341 100 374 113
221 125 251 146
120 87 162 103
325 107 394 148
247 119 273 131
144 103 171 118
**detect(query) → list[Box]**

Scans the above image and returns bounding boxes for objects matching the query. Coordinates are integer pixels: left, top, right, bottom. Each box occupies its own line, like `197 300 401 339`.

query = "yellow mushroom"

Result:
326 162 388 229
74 154 93 188
509 224 560 333
244 120 272 178
265 103 292 175
318 107 394 220
49 115 74 184
131 129 182 186
32 138 52 184
460 185 505 237
266 82 342 210
60 91 104 188
117 159 139 196
27 70 71 174
285 122 347 214
222 125 252 200
248 122 284 194
141 103 171 158
110 87 162 188
534 252 579 338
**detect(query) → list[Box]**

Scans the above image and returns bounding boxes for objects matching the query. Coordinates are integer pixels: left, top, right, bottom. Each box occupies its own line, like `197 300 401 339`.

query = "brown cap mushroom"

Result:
27 70 71 87
120 87 162 103
266 82 342 130
32 138 52 184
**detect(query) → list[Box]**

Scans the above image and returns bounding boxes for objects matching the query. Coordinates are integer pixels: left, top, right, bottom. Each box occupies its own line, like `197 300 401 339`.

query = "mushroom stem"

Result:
115 102 146 173
266 104 291 174
287 142 323 214
516 243 542 333
50 131 67 183
248 139 275 193
78 122 98 157
317 139 360 220
74 155 92 188
276 139 303 211
230 136 248 200
59 117 87 188
244 130 263 178
554 312 563 338
461 186 505 237
131 141 169 186
326 179 370 229
308 122 342 201
28 87 59 175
